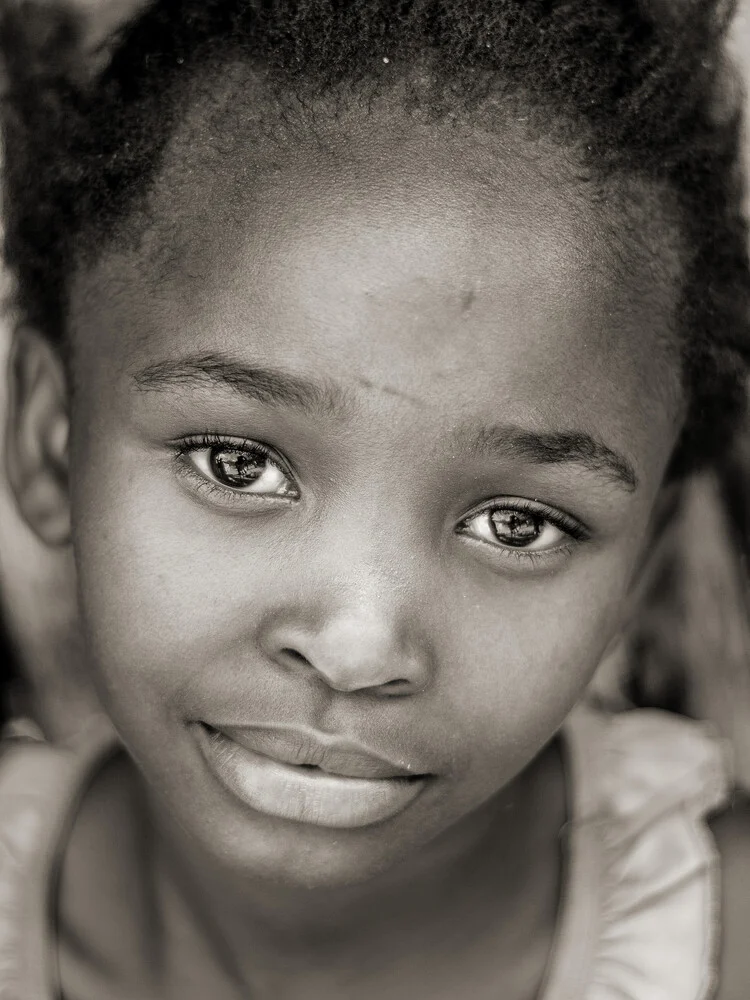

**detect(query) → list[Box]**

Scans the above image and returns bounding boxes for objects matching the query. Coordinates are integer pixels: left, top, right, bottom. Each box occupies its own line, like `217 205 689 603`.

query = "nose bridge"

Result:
315 474 424 599
330 521 412 610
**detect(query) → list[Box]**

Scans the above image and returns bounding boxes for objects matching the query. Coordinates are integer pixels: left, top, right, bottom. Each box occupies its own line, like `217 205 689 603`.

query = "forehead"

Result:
69 97 683 476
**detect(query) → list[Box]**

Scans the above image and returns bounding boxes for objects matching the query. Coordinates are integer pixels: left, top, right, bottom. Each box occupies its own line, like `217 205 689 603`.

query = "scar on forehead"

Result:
355 376 426 406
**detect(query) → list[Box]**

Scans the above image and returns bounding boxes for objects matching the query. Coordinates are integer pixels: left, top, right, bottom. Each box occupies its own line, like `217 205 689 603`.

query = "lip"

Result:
211 724 420 779
196 724 429 829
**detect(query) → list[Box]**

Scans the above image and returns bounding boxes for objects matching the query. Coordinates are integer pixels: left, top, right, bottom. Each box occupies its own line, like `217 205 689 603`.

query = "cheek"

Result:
438 558 629 791
70 434 283 724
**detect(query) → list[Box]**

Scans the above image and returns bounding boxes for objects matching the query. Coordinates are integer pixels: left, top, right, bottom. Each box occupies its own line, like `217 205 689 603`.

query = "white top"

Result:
0 704 732 999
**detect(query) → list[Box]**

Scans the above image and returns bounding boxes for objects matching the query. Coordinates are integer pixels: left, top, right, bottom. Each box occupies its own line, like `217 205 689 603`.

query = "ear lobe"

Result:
5 326 71 546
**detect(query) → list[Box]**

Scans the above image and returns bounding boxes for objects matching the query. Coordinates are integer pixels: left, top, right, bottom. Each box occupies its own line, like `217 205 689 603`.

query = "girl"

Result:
1 0 750 996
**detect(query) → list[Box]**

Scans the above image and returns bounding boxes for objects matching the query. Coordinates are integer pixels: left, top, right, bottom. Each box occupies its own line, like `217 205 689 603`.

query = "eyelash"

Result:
171 434 589 567
457 498 589 568
172 433 300 506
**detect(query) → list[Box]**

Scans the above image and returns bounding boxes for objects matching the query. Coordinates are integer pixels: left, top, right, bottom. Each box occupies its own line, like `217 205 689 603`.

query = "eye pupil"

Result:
490 510 541 547
210 447 265 488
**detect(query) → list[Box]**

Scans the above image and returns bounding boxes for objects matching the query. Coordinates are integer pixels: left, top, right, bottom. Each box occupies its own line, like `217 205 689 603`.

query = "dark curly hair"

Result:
1 0 749 475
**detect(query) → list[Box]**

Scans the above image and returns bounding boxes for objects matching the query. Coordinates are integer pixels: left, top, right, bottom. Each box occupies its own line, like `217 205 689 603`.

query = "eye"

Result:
459 500 584 554
179 436 300 499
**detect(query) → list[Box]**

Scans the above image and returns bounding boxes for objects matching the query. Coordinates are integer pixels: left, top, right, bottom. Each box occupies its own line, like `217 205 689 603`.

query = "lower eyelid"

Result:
499 544 576 567
458 530 577 570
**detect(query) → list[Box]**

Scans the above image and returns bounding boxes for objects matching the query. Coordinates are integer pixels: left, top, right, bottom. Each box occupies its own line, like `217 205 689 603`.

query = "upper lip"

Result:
206 724 424 780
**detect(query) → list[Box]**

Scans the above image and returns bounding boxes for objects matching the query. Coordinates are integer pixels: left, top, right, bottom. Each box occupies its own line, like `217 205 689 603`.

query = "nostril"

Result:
280 647 311 666
377 678 413 695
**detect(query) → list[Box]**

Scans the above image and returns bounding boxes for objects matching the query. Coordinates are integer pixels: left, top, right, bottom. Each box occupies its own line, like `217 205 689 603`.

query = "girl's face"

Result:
64 116 681 887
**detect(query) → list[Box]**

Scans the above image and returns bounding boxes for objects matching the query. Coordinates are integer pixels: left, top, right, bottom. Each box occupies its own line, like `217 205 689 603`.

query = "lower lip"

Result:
196 727 428 829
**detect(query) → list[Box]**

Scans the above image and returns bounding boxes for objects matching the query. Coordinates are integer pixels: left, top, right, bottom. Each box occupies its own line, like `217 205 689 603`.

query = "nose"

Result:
259 598 433 696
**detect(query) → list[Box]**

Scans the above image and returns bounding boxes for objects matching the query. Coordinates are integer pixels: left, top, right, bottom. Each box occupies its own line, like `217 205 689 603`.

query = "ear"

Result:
5 326 71 546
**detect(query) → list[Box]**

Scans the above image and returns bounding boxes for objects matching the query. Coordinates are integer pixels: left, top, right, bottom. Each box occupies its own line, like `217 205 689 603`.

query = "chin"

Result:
191 803 436 890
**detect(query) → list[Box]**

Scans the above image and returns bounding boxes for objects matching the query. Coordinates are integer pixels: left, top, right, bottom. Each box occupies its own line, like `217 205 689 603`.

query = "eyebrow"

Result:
459 425 638 491
132 352 351 418
132 352 638 490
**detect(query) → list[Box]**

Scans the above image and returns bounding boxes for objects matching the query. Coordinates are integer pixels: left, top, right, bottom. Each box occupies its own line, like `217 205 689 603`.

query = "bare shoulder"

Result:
709 790 750 1000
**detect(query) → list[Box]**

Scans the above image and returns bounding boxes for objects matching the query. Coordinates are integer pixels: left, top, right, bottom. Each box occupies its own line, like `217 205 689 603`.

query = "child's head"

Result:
2 0 749 887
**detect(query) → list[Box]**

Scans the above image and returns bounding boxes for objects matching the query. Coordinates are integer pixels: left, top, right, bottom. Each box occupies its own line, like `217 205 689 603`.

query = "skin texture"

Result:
68 116 680 870
11 102 688 998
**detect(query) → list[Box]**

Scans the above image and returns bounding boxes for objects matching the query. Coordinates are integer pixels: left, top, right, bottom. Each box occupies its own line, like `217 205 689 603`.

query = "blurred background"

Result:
1 0 750 769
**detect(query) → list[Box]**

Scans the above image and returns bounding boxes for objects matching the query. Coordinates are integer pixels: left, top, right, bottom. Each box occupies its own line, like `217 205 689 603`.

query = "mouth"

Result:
195 723 430 829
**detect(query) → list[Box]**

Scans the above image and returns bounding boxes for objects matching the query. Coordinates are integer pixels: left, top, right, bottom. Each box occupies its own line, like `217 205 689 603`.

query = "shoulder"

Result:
0 727 119 997
566 706 737 999
592 709 750 1000
710 791 750 1000
571 704 731 822
0 736 79 995
0 734 91 886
